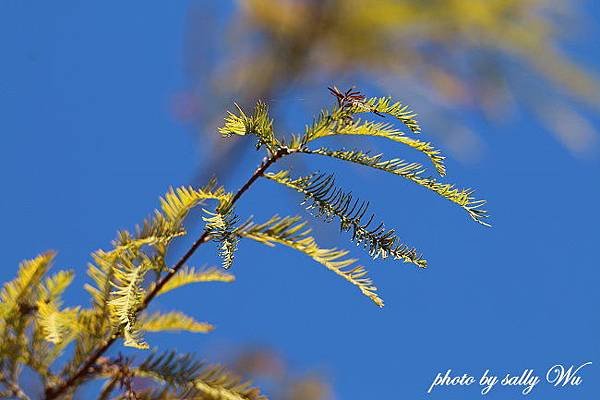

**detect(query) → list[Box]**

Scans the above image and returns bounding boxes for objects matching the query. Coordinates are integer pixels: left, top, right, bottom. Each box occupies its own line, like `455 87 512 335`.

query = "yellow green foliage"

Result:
153 266 235 297
140 311 214 333
237 215 385 307
1 88 486 399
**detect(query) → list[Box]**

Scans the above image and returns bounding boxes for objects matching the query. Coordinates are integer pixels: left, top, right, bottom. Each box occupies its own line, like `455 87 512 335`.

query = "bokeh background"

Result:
1 1 599 399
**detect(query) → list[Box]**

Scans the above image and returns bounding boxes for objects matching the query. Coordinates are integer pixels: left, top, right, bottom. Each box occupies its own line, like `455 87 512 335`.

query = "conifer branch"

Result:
301 147 490 226
264 170 427 267
139 311 214 333
149 266 235 297
5 88 487 400
0 374 31 400
204 208 240 270
237 215 385 307
137 351 266 399
46 148 291 400
304 116 446 175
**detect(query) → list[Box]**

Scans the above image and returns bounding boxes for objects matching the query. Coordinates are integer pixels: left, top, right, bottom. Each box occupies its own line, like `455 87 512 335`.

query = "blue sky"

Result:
1 2 599 399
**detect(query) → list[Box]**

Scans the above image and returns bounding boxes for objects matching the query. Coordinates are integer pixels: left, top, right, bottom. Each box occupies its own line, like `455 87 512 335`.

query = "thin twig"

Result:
45 147 291 399
0 375 31 400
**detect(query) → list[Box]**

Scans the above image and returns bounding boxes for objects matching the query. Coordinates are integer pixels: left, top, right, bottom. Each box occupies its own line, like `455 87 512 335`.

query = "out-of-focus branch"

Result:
179 0 599 184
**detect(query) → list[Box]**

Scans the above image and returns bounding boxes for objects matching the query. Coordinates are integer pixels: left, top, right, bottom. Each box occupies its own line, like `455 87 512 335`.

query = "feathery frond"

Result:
357 96 422 134
304 148 490 226
137 351 266 400
300 88 444 174
113 217 184 264
108 253 151 349
219 101 280 154
84 214 185 314
35 270 79 344
160 182 232 228
123 327 149 350
139 311 214 333
81 180 233 348
0 252 55 321
328 87 421 133
204 209 239 270
86 232 174 315
191 366 265 400
264 171 426 267
37 304 79 345
0 252 56 388
152 266 235 297
84 250 118 314
237 215 385 307
41 270 74 301
114 220 183 256
138 351 205 386
0 88 489 399
307 117 446 175
218 103 248 136
59 311 110 377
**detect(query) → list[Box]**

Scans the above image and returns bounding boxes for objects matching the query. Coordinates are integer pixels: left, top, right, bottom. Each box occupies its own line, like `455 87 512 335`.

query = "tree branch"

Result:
45 147 291 399
0 374 31 400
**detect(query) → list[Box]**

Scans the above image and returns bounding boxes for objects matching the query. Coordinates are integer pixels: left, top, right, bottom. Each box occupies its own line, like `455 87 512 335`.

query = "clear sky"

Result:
1 2 599 399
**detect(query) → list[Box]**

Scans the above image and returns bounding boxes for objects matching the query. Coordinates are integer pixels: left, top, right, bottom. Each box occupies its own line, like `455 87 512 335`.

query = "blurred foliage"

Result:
179 0 599 178
230 348 333 400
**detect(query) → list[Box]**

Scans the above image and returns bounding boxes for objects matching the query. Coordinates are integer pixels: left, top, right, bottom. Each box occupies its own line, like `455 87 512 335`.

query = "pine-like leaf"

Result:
41 270 74 300
81 180 234 348
83 181 230 343
304 148 490 226
264 171 426 267
218 235 238 270
0 252 56 381
0 251 55 321
123 326 149 350
59 312 111 377
84 250 117 313
356 96 422 134
218 101 279 153
37 304 79 344
138 351 204 385
85 210 190 315
326 87 421 133
204 209 239 269
301 89 441 172
237 215 385 307
114 215 185 260
107 253 151 349
191 367 265 400
36 270 79 344
307 117 446 175
218 103 248 136
152 266 235 297
140 311 214 333
137 351 266 400
160 182 232 228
